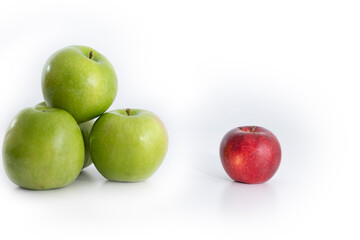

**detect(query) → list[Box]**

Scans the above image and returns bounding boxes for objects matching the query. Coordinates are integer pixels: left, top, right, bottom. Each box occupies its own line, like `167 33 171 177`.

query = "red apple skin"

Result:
220 126 281 184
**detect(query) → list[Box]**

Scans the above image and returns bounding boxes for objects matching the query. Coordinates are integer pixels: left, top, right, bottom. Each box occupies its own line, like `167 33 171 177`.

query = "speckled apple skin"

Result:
89 109 168 182
36 101 94 169
2 106 85 190
79 119 96 169
41 45 117 123
220 126 281 184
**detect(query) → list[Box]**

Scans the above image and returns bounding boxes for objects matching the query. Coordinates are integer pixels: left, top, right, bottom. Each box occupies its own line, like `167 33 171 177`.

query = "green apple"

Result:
89 108 168 182
35 101 47 108
2 105 85 190
41 45 118 123
79 119 95 169
35 101 94 169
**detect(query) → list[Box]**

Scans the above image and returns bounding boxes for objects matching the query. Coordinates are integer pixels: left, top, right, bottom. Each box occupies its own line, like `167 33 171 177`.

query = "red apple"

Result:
219 126 281 184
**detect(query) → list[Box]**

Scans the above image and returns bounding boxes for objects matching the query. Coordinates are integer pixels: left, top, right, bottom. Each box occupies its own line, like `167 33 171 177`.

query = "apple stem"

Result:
89 51 93 59
252 126 257 132
126 108 130 116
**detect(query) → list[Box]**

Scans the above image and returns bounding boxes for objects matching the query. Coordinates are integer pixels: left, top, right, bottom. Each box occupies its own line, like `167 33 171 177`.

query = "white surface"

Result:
0 0 359 239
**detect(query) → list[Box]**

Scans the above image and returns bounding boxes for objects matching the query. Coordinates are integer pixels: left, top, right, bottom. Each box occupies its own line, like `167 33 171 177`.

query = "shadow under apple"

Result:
220 181 278 218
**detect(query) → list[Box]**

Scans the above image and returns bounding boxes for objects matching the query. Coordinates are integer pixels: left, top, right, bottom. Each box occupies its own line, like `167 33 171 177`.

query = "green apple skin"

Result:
36 101 94 169
2 106 85 190
89 109 168 182
79 119 95 169
35 101 47 108
41 45 118 123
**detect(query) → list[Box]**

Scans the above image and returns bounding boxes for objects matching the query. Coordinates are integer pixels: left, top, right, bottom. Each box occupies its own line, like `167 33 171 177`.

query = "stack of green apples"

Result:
2 46 168 190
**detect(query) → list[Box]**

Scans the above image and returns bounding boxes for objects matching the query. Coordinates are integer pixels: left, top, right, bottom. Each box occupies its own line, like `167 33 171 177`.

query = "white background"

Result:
0 0 359 239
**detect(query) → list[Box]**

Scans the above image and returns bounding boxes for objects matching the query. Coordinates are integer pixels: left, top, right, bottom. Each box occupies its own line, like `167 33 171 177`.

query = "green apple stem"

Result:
89 51 93 59
252 126 257 132
126 108 130 116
